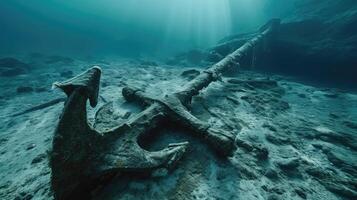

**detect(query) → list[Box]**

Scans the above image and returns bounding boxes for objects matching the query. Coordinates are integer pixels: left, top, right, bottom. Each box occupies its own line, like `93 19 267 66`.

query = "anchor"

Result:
50 19 280 199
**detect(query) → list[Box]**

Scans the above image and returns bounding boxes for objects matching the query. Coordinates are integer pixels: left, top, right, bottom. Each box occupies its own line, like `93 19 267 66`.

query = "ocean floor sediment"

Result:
0 56 356 200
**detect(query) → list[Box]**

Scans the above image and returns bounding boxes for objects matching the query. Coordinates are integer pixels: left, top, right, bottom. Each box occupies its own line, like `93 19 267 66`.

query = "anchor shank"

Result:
176 19 280 105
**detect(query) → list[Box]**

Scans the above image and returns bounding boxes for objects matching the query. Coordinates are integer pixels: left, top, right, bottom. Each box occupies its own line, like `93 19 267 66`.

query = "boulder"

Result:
202 0 357 85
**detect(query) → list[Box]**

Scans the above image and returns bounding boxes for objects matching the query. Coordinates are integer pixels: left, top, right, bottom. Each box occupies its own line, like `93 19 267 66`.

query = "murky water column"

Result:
162 0 232 49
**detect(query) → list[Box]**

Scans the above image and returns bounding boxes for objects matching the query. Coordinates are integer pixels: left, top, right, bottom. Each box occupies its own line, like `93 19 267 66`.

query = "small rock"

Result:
278 101 290 110
180 69 200 80
267 194 280 200
101 82 109 87
325 182 357 199
0 138 8 145
323 150 355 174
295 188 307 199
343 120 357 130
26 143 36 150
264 168 278 179
271 187 285 195
254 145 269 160
276 158 300 171
265 134 289 145
238 165 258 179
235 138 254 151
31 153 46 164
17 86 34 93
329 113 339 119
226 96 240 105
261 185 268 191
311 143 324 150
305 166 329 179
262 123 277 132
297 93 306 98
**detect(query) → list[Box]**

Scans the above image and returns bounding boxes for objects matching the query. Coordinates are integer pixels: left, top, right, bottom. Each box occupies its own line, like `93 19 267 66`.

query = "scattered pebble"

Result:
26 143 36 151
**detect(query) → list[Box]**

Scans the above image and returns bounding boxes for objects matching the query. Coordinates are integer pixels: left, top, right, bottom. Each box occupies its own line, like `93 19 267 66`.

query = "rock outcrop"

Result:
176 0 357 85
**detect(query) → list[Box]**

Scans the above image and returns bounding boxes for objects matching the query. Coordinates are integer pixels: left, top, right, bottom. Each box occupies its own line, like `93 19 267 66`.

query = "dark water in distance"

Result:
1 0 356 87
0 0 297 58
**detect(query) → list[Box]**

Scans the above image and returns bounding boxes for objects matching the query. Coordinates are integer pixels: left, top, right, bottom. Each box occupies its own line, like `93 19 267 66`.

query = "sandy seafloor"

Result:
0 55 356 200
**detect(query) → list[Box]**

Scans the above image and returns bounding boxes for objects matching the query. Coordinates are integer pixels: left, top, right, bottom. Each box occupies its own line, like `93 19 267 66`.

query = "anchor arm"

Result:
163 95 235 156
50 67 189 199
122 86 156 106
97 104 189 174
50 67 102 200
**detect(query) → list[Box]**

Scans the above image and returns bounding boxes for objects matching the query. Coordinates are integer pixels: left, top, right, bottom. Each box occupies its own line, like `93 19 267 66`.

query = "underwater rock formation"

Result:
0 57 29 77
177 0 357 84
278 0 357 84
50 19 280 199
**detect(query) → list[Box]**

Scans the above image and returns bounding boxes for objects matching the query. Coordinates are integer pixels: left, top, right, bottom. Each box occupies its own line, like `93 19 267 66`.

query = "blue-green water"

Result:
0 0 296 57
